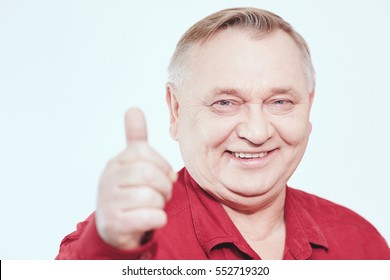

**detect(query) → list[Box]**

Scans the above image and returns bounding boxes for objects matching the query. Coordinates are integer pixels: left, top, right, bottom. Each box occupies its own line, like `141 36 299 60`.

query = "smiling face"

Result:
167 29 314 211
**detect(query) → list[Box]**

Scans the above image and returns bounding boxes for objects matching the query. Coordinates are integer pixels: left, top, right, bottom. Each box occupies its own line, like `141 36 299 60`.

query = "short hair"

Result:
167 7 315 92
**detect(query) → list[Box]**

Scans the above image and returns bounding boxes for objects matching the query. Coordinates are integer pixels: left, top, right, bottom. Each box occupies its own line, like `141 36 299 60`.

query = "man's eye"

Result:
216 100 232 106
267 99 294 114
272 99 294 106
273 100 287 105
210 99 241 115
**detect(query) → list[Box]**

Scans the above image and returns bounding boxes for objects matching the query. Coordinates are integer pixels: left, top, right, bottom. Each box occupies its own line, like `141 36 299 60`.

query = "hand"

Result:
95 107 176 250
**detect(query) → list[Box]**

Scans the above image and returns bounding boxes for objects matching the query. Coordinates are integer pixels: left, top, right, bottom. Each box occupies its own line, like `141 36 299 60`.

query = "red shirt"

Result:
56 168 390 260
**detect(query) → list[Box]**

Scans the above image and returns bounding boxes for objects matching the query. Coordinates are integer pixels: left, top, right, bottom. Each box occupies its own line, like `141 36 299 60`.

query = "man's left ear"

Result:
309 90 315 109
308 90 315 133
166 83 179 141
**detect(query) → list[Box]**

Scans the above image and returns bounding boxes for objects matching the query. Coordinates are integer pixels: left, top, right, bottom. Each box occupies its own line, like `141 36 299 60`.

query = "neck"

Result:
222 187 286 259
223 187 286 238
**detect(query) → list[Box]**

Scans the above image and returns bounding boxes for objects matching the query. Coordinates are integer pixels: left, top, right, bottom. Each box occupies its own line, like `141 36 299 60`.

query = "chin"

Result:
221 182 286 211
224 181 274 197
221 193 274 212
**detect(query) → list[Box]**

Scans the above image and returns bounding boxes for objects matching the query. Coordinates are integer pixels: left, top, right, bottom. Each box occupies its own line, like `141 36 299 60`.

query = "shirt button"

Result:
140 251 153 260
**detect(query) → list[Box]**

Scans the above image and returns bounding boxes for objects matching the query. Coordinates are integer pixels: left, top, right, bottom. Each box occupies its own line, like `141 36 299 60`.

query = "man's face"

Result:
167 29 314 210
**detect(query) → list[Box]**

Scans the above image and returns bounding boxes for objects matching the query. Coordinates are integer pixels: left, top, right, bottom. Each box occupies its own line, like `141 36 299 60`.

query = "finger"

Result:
120 208 167 233
111 186 166 210
95 208 167 250
115 161 173 199
125 107 148 144
115 145 177 183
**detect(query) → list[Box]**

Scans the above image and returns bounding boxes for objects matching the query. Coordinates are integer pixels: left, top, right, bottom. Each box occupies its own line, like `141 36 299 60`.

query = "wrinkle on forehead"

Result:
176 29 312 94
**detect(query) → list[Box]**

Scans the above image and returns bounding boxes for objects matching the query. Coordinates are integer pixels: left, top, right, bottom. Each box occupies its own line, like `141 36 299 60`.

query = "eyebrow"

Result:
210 88 241 97
270 87 299 95
210 86 300 97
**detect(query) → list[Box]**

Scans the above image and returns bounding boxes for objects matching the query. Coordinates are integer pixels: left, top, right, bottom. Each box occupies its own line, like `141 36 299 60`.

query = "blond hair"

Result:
167 7 315 92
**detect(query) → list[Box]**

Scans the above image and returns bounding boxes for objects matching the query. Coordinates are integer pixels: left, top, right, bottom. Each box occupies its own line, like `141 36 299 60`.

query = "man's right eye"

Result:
210 99 241 115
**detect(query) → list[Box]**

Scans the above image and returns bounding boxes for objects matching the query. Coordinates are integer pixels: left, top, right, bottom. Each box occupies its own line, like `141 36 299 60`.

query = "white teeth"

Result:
232 152 268 159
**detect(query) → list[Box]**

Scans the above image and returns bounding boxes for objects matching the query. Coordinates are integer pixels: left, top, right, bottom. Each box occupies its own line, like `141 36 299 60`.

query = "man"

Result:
56 7 390 259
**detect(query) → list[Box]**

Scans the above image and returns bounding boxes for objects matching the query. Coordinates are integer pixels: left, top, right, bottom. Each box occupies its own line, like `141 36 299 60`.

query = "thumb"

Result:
124 107 148 144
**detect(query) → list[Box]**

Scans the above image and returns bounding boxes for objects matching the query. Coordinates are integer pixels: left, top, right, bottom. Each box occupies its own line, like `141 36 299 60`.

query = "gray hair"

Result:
167 7 316 92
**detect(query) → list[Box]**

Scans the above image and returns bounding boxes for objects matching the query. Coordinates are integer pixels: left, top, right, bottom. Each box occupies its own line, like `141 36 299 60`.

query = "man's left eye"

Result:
216 100 232 106
267 99 294 114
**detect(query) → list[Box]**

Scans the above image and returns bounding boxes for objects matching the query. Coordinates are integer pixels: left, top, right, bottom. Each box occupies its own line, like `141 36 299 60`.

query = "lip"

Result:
230 151 268 159
227 149 276 168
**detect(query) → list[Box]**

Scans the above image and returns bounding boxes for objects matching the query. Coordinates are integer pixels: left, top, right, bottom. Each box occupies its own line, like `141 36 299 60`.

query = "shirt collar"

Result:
284 187 328 259
184 169 328 259
184 170 254 258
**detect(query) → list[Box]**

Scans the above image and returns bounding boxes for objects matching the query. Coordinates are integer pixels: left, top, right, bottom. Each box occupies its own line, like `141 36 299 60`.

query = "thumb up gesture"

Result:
96 108 176 250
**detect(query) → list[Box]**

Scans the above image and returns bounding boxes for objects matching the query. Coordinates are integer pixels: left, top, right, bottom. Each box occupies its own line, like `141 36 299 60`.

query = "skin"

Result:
96 108 177 250
167 29 314 212
96 28 314 259
167 29 314 258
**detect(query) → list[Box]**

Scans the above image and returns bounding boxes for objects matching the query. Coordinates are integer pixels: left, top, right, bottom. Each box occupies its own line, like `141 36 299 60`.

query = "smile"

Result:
231 152 268 159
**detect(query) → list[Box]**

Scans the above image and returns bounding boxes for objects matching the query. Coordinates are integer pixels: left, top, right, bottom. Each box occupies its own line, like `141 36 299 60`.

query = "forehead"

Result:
184 29 308 96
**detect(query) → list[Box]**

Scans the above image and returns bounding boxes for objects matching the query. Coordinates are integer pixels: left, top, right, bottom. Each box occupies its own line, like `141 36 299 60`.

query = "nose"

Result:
236 104 273 145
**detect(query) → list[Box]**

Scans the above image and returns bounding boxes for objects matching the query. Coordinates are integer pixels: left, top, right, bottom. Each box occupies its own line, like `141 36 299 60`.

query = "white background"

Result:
0 0 389 259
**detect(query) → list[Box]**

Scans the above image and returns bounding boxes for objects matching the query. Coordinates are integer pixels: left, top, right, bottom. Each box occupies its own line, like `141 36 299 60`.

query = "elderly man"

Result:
56 7 390 260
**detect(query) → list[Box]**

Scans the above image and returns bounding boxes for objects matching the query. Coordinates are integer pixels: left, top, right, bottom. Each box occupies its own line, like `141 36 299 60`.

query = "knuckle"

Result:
141 166 155 181
137 144 152 158
140 188 165 208
96 212 117 238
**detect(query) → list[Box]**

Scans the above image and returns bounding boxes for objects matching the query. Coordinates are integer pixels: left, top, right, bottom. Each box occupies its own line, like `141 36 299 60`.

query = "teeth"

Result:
232 152 268 159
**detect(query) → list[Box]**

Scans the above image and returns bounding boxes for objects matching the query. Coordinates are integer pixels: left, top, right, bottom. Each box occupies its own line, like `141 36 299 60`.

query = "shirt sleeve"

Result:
55 213 157 260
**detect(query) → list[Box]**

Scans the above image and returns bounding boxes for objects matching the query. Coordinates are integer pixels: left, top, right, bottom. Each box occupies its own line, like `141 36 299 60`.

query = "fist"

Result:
95 107 176 250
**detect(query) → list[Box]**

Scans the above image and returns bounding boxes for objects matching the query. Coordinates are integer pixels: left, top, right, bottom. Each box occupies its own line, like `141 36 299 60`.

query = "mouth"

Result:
230 151 268 159
228 149 275 168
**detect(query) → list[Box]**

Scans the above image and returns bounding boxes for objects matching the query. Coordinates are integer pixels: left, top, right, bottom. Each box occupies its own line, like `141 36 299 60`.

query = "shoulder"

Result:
287 187 390 259
287 187 372 228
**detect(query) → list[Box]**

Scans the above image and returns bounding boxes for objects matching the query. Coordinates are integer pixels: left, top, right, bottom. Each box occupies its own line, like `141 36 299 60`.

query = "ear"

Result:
166 83 179 141
308 90 315 133
309 90 315 109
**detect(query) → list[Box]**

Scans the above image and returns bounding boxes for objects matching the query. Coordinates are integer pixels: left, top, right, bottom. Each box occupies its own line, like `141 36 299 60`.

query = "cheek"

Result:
205 121 237 148
273 115 311 145
179 110 238 150
198 117 238 149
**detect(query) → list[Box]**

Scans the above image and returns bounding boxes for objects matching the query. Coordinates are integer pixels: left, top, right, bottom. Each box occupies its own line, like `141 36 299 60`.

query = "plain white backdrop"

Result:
0 0 389 259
